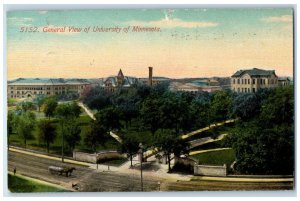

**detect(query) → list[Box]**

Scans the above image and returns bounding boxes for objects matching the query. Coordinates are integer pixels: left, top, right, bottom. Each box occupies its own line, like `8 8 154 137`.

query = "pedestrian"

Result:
13 167 16 175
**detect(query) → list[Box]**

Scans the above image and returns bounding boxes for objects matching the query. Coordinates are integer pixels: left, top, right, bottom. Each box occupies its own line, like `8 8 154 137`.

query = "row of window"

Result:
11 85 85 90
232 78 277 85
233 88 256 93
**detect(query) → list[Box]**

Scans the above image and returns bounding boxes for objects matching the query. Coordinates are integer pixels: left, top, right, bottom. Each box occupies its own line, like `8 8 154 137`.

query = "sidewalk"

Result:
9 147 92 167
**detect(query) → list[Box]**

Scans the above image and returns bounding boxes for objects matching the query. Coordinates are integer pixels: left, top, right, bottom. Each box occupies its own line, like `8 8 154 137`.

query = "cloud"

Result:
127 18 218 28
262 15 293 23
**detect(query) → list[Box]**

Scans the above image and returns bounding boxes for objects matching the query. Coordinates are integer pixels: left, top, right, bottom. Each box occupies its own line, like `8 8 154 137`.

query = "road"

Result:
8 150 294 192
8 151 160 192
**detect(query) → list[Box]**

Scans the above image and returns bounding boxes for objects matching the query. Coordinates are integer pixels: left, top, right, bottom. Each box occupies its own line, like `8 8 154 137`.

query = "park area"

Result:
8 174 67 193
7 84 295 177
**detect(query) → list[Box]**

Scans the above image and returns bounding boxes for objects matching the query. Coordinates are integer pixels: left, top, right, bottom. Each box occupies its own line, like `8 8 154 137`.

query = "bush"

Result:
171 162 194 174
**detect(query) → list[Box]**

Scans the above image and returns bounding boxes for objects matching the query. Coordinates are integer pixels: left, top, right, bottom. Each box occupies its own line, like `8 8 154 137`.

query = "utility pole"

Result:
61 121 64 163
138 143 143 192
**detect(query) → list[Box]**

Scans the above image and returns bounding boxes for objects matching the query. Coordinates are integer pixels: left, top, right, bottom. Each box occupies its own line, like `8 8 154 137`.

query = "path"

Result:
78 102 96 120
181 119 237 140
78 102 122 143
188 133 227 149
189 148 232 156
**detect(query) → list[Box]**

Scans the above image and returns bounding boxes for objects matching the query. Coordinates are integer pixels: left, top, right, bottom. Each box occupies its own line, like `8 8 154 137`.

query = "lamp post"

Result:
138 143 143 192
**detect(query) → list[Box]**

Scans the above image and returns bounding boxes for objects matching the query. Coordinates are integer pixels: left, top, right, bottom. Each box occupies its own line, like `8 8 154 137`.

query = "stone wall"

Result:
73 151 98 163
194 164 227 176
73 151 122 164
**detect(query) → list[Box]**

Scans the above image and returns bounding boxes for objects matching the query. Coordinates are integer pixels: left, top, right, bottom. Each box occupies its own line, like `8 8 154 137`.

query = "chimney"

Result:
148 67 153 86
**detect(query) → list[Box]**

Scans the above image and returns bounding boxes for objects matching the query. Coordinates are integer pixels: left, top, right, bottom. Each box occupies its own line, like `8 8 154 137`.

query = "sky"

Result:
7 8 294 79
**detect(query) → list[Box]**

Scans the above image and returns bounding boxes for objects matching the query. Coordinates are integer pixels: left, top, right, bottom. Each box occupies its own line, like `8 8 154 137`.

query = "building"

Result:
231 68 278 93
100 69 139 92
138 67 170 86
278 77 292 86
7 78 91 99
169 79 222 93
101 67 170 92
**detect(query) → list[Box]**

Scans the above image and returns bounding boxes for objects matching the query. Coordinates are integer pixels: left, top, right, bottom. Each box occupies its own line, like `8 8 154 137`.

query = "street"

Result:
8 150 294 192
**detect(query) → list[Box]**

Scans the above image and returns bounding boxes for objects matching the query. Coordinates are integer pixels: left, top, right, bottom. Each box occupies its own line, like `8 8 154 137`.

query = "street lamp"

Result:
138 143 143 192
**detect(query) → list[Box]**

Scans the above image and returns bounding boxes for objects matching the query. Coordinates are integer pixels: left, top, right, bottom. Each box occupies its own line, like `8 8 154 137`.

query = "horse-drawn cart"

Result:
48 166 76 177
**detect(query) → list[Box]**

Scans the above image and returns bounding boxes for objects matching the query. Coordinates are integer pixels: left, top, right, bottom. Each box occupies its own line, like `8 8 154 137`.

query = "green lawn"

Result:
9 114 120 155
8 174 66 193
191 149 236 166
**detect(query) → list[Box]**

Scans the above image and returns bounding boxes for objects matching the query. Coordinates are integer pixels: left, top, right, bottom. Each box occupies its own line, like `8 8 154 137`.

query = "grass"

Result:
98 157 128 166
9 113 119 156
8 174 66 193
191 149 236 166
189 140 225 152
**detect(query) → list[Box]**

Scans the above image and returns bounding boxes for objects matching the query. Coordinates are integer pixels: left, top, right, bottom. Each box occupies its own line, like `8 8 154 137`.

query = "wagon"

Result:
48 166 76 177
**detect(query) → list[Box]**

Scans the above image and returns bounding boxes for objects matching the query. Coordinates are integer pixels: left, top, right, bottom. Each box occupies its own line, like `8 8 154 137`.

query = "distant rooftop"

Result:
8 78 90 86
232 68 276 78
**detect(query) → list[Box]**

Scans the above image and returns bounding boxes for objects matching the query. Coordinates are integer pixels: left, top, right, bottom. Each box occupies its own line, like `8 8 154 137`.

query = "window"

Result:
237 79 240 84
248 88 250 93
245 88 247 92
253 88 256 93
252 79 255 84
233 79 235 84
263 79 266 85
11 91 13 94
11 87 13 89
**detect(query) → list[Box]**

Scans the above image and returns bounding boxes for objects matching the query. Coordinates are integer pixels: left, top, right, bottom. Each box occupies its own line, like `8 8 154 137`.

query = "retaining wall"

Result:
194 164 227 176
73 151 122 163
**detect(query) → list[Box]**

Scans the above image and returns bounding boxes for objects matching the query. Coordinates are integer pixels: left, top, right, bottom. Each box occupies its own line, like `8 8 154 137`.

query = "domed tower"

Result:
117 69 125 87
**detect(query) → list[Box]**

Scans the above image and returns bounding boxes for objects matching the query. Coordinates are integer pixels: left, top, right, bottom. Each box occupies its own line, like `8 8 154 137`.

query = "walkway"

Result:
78 102 96 120
189 148 232 156
78 102 122 144
181 119 237 140
189 133 227 149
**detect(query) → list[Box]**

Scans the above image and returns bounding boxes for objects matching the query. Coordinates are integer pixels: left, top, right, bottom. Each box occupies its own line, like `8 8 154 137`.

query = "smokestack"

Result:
148 67 153 86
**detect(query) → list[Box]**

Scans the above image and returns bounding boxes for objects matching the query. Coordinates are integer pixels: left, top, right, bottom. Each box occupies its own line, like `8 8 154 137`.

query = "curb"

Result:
9 147 91 167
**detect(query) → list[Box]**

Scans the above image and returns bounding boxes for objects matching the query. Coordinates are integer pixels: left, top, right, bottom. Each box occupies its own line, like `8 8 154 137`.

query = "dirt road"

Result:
8 151 160 192
8 150 294 192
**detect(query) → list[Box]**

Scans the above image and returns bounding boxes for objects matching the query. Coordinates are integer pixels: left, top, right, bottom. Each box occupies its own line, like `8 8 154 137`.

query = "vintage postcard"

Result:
6 7 294 193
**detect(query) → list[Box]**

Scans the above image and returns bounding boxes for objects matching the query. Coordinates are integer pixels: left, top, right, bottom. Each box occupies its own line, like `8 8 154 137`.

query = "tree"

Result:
84 121 110 152
154 130 189 172
160 92 191 134
209 90 233 123
44 97 58 119
225 86 294 175
38 120 56 153
20 101 36 112
64 120 81 151
140 95 162 136
190 93 211 129
232 93 260 120
82 86 111 110
94 106 122 131
34 95 46 112
7 110 16 149
226 121 294 174
15 111 36 148
260 86 293 126
120 133 140 167
55 103 82 162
